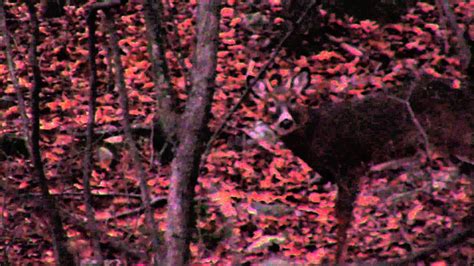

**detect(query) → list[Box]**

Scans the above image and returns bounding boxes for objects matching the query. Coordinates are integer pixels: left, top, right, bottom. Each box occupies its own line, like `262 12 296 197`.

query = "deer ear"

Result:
292 68 310 95
248 76 268 99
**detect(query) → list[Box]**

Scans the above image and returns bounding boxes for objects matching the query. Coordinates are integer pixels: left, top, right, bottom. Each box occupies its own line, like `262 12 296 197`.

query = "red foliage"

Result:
0 0 472 265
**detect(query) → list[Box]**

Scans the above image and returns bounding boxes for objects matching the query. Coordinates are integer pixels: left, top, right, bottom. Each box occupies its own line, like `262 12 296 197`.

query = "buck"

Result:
251 68 473 264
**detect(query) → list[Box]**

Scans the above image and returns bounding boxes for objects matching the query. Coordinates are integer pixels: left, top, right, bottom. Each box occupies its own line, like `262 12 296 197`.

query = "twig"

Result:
385 227 473 265
62 211 146 260
388 95 431 162
15 192 143 200
369 156 420 172
107 196 167 220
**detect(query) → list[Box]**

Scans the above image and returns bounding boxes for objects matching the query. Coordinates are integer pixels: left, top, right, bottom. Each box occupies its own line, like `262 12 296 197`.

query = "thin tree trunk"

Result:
81 8 103 263
25 1 75 265
165 1 221 265
104 10 162 263
435 0 471 71
0 0 29 142
143 0 178 143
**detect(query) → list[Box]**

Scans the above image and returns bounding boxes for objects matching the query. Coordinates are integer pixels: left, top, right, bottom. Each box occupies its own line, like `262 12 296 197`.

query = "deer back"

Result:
252 70 473 180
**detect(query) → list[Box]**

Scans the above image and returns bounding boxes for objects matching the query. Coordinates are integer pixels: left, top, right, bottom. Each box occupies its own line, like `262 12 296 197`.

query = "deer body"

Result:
281 96 414 176
252 69 473 264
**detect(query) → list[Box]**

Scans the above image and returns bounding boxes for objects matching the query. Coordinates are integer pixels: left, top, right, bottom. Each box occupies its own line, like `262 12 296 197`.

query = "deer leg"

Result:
334 175 359 265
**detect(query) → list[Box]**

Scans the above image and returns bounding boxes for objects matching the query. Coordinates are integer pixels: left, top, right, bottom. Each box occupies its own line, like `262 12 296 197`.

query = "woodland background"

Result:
0 0 472 265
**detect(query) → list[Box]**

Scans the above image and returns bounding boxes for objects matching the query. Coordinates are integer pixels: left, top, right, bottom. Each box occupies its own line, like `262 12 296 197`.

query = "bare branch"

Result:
104 9 161 262
434 0 471 71
81 6 106 262
24 1 75 264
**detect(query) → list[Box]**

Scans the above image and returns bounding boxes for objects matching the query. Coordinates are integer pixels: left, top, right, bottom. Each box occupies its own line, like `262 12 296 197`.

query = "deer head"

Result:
250 68 311 136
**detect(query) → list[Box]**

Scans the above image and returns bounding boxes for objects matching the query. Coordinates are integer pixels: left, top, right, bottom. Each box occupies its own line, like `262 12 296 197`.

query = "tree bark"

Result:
434 0 471 71
143 0 179 145
25 1 75 265
165 1 221 265
104 9 162 263
0 0 29 142
81 8 103 263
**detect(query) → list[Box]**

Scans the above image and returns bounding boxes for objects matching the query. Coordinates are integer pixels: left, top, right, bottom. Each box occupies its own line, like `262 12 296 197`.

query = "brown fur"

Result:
284 85 473 262
254 71 474 263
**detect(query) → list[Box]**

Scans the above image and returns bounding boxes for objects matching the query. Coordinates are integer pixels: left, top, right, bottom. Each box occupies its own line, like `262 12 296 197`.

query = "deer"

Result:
250 68 473 264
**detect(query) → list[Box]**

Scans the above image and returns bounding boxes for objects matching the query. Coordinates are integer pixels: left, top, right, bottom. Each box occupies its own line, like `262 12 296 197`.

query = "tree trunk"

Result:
81 8 103 263
165 1 221 265
104 6 162 262
25 1 75 265
143 0 179 143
